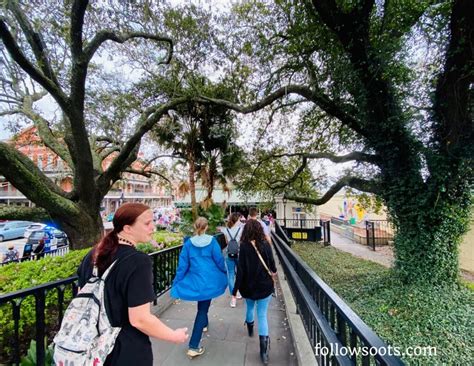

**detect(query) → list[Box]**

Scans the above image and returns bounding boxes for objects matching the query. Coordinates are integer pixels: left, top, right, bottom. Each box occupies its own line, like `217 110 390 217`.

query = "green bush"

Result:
179 204 225 236
0 249 89 364
136 230 184 254
292 242 474 365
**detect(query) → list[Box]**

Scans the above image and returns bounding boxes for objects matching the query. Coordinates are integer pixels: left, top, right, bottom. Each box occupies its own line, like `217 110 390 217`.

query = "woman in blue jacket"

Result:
171 217 227 358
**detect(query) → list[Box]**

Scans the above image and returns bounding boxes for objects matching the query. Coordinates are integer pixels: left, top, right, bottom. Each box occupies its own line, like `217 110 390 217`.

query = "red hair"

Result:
93 203 150 275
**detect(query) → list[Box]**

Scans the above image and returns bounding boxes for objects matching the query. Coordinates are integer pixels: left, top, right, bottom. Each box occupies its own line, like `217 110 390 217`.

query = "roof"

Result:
174 188 265 207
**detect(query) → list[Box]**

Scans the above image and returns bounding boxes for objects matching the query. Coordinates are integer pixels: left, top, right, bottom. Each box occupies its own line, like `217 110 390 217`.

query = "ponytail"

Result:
93 230 119 276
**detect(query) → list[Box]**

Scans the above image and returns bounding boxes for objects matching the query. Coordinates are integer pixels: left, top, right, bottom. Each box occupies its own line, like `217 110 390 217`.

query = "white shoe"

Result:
230 297 237 308
236 291 242 299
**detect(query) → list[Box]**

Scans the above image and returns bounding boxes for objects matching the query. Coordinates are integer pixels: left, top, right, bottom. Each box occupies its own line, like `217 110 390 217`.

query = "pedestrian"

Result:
233 219 277 365
77 203 188 365
2 244 20 263
171 217 228 359
33 238 46 259
248 207 272 244
222 212 243 308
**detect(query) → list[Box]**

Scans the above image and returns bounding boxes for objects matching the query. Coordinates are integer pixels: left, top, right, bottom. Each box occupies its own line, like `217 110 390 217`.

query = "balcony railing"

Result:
0 244 182 366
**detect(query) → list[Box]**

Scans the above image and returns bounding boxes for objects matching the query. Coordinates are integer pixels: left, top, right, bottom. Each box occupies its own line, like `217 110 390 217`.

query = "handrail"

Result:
272 227 404 365
0 244 182 366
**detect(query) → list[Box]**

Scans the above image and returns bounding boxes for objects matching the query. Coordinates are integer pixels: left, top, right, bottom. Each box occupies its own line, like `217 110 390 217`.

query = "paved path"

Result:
151 283 297 366
329 231 394 267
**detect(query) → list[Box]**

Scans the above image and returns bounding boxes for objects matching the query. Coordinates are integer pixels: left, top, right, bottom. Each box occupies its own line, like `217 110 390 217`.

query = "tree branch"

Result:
433 0 474 150
98 97 190 194
84 31 173 65
6 1 60 86
124 168 171 185
272 151 380 165
0 142 79 216
20 95 73 167
70 0 88 60
284 176 381 205
195 84 366 137
0 18 69 111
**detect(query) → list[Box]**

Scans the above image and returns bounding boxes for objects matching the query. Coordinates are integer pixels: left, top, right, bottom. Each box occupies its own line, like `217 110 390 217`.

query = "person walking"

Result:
248 207 272 244
171 217 228 359
233 219 277 364
77 203 188 365
222 212 243 307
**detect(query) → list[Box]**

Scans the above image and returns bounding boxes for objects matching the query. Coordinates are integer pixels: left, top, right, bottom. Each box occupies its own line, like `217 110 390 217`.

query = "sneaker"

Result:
230 297 237 308
203 326 208 333
187 347 205 358
236 291 242 299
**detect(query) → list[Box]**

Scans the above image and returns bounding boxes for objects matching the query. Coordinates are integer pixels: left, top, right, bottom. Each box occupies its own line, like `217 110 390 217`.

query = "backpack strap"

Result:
250 240 274 284
228 227 240 241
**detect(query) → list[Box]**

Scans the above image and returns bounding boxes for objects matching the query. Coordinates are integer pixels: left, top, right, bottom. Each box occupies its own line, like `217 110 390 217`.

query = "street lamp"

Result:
282 197 287 228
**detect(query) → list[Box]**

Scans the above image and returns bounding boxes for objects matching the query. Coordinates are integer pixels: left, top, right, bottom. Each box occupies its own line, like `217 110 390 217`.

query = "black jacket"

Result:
233 240 277 300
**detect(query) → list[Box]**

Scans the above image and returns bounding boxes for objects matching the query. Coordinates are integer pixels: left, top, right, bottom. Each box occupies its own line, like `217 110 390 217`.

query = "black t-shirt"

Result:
77 245 155 366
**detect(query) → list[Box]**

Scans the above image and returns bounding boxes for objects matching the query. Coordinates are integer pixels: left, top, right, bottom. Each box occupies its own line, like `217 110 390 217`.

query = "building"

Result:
0 126 172 212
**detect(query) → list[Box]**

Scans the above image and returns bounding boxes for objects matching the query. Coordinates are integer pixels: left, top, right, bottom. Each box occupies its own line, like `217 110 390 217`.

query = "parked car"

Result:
0 221 33 242
23 223 48 239
26 227 69 250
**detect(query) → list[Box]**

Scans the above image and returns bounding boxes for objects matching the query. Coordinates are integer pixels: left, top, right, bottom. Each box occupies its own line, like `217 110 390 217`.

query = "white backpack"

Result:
53 254 134 365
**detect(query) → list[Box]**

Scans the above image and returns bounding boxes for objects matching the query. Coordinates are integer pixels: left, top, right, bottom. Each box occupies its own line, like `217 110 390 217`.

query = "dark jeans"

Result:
189 299 211 349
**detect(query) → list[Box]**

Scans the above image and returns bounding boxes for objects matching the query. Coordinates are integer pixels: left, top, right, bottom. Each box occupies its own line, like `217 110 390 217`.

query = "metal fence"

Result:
272 224 404 366
0 245 182 366
365 221 395 251
1 246 71 267
320 219 331 246
276 218 321 229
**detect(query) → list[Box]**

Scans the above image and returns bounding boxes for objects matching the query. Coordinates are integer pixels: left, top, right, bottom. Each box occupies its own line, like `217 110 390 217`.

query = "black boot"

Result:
259 335 270 364
245 321 254 337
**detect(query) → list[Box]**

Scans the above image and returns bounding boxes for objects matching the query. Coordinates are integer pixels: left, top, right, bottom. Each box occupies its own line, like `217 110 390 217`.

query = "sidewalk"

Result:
151 285 297 365
329 231 394 267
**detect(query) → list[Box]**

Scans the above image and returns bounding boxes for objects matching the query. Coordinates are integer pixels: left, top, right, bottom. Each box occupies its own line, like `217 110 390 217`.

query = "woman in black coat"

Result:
233 219 277 364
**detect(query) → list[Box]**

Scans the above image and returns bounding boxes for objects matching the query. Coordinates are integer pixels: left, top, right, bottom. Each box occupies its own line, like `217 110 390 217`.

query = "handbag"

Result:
250 240 277 298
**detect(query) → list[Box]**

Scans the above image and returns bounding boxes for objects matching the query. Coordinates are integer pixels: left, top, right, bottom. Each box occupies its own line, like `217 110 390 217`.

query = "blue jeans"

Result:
226 257 238 295
189 299 211 349
245 295 272 336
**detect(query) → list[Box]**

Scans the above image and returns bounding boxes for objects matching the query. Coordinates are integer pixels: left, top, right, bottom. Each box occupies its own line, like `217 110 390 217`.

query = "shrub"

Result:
0 249 89 364
179 204 225 236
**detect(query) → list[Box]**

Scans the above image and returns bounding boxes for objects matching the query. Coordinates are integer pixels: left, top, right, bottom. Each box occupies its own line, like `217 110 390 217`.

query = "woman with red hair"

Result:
77 203 188 365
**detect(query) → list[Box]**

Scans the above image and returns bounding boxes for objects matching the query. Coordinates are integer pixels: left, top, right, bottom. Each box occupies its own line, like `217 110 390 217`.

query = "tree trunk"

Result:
378 151 472 284
391 191 471 285
60 213 104 250
188 159 198 221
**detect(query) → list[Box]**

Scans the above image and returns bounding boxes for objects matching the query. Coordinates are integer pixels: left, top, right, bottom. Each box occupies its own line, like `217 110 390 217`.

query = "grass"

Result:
292 242 474 365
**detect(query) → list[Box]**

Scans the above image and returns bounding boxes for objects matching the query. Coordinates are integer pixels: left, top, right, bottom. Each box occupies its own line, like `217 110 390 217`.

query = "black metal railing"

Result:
272 228 404 366
320 219 331 246
365 220 395 251
0 244 182 366
276 218 320 229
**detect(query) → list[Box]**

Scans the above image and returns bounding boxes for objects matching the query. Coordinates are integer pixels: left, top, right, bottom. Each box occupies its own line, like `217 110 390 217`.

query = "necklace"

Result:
117 236 135 247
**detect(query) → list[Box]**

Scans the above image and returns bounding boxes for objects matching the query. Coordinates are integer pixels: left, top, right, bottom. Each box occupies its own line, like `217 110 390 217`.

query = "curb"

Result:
275 255 318 366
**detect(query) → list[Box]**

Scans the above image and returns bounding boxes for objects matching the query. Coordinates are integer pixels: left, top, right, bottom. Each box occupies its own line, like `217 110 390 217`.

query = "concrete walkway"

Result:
329 230 394 267
151 283 297 366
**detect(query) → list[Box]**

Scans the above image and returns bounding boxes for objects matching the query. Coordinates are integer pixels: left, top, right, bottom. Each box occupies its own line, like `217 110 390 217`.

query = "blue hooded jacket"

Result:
171 234 227 301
